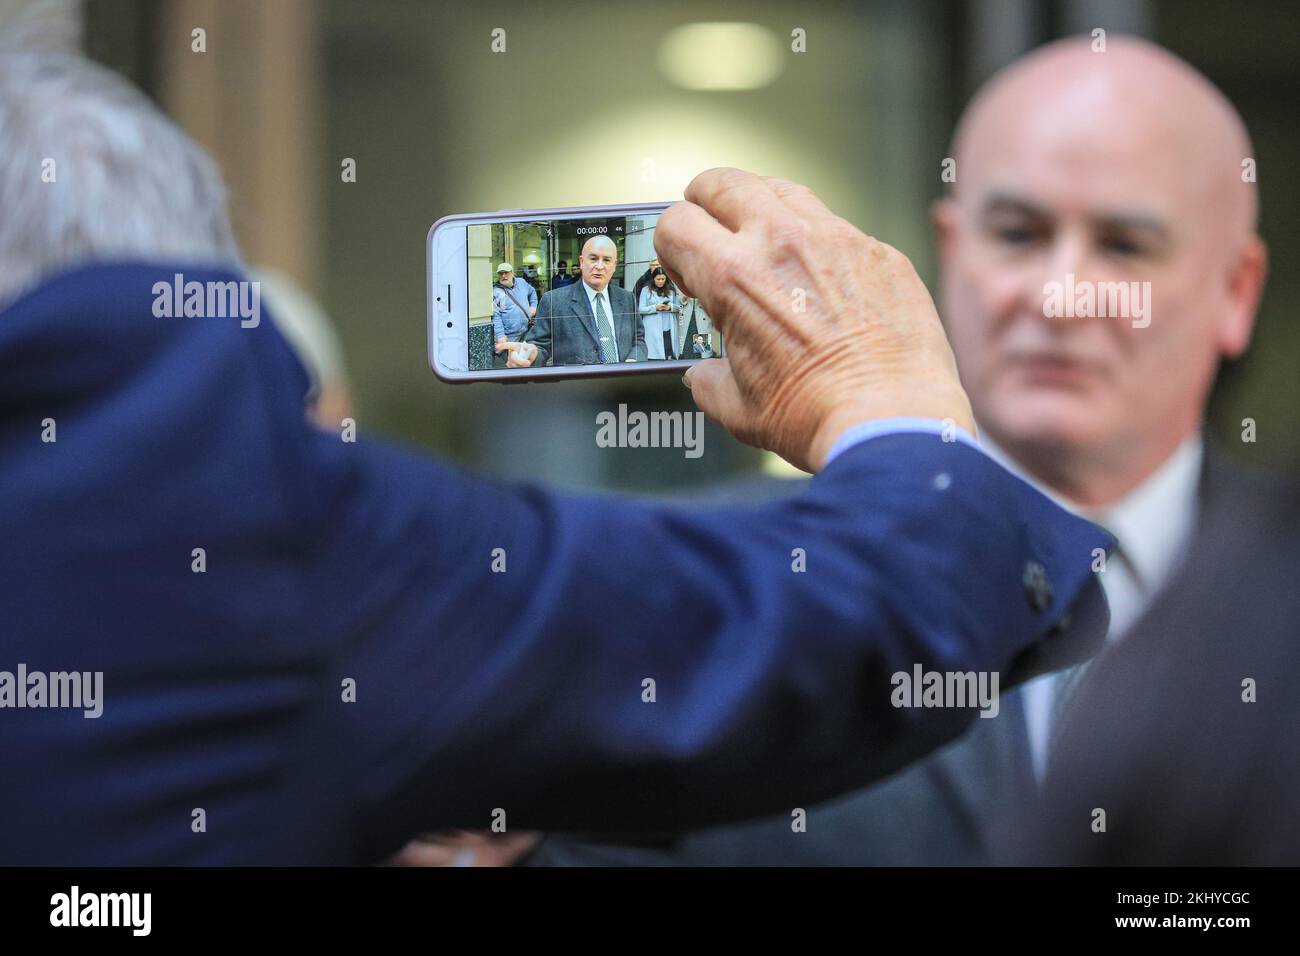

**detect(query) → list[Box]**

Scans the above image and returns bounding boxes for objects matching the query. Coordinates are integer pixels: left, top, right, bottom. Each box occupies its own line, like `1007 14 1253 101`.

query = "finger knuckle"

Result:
826 216 863 248
714 167 749 193
771 178 814 202
699 171 738 210
859 232 895 264
707 242 749 290
764 214 812 257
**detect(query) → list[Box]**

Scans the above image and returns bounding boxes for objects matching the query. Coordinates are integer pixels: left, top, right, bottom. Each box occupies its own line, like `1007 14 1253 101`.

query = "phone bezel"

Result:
428 202 711 383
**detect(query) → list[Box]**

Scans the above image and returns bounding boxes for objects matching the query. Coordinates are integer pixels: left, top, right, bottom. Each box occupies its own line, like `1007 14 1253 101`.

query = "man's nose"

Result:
1048 232 1091 280
1028 232 1094 317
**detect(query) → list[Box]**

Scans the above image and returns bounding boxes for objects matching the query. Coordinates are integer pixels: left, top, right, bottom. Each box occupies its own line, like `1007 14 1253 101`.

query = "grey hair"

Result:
0 51 241 308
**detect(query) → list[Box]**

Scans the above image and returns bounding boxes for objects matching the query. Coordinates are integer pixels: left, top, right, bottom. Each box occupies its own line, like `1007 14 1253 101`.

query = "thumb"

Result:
685 359 751 435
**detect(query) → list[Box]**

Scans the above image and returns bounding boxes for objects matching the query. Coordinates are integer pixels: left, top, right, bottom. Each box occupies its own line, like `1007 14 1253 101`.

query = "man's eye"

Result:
1103 237 1143 257
996 226 1035 245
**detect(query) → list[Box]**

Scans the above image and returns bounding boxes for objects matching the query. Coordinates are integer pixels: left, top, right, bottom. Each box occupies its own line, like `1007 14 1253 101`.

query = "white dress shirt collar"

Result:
979 430 1204 624
581 280 610 307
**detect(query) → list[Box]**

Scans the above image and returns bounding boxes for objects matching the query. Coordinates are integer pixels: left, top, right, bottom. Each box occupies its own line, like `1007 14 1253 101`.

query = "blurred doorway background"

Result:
14 0 1296 490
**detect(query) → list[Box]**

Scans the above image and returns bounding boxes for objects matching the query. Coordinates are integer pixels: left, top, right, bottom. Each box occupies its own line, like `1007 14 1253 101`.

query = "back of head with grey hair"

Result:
0 51 241 308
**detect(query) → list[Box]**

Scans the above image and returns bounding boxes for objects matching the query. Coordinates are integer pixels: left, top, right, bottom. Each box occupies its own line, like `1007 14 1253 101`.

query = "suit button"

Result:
1022 560 1053 612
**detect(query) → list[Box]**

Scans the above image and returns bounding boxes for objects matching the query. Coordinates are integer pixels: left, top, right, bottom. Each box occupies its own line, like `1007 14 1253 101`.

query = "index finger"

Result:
760 175 835 222
684 167 790 233
653 199 732 301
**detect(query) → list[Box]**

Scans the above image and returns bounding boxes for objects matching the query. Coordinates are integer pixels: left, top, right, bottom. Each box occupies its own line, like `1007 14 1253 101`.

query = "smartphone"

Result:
428 202 723 382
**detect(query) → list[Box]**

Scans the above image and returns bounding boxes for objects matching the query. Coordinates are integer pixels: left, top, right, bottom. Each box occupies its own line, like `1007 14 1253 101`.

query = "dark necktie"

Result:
593 292 618 363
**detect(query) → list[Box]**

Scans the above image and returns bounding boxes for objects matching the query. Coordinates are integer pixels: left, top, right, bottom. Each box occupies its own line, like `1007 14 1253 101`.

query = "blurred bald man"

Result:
534 34 1278 867
508 235 646 367
934 34 1265 779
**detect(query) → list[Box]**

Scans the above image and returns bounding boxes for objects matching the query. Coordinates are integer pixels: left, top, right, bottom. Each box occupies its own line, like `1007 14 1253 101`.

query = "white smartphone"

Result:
428 202 723 382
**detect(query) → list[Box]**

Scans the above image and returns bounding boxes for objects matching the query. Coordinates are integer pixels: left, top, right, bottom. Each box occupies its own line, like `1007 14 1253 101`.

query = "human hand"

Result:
654 168 973 472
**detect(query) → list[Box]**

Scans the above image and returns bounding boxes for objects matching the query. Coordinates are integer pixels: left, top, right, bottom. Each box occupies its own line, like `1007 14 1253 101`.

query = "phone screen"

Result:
467 212 721 371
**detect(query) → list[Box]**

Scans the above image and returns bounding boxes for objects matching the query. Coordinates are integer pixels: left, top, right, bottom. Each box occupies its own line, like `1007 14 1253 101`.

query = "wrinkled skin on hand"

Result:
655 168 974 473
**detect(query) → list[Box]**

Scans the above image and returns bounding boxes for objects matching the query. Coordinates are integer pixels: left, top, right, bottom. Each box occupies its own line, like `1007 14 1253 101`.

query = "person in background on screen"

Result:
550 259 573 289
633 256 660 304
491 262 537 368
638 267 682 360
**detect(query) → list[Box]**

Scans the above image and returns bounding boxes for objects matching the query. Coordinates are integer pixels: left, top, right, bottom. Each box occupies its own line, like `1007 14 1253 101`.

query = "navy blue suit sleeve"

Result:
0 263 1111 864
296 425 1109 857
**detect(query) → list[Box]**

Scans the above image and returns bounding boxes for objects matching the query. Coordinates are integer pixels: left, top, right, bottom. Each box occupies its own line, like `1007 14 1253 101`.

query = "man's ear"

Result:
932 197 958 268
1219 234 1267 360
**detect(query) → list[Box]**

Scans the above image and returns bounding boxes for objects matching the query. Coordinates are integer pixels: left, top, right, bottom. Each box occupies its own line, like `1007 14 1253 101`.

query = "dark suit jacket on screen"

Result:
524 279 646 366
